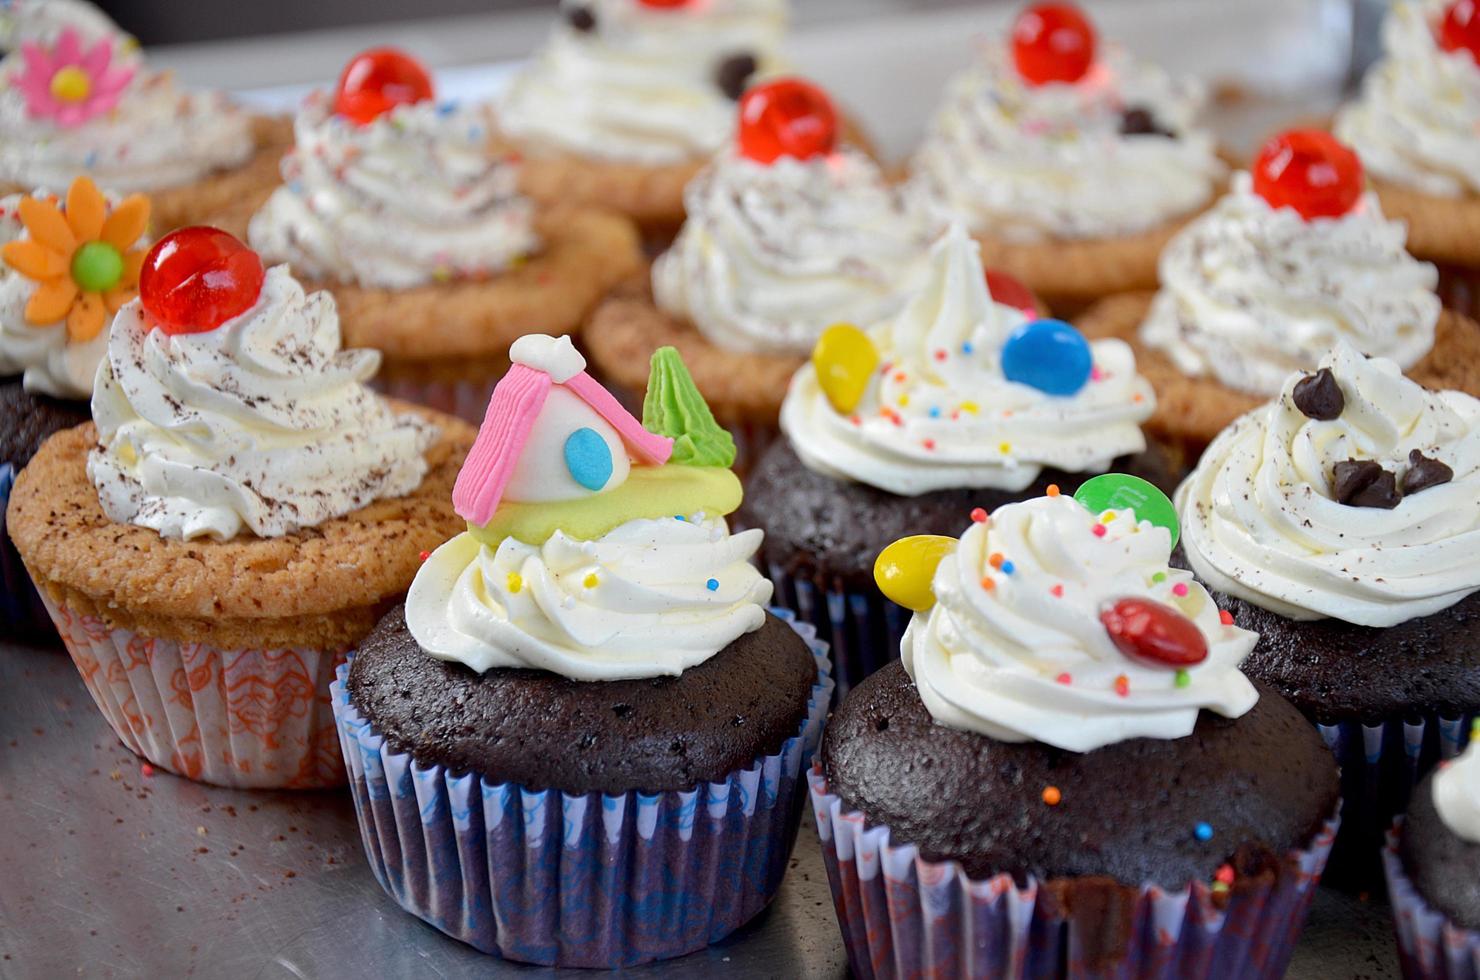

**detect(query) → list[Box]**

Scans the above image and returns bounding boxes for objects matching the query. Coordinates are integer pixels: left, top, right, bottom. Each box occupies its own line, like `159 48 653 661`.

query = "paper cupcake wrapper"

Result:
372 373 502 425
331 609 834 968
1384 821 1480 980
766 562 909 701
41 592 347 788
1317 712 1475 888
0 463 55 639
810 765 1339 980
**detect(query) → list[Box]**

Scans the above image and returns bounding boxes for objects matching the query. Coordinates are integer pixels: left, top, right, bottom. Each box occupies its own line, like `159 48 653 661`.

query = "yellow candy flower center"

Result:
50 67 93 104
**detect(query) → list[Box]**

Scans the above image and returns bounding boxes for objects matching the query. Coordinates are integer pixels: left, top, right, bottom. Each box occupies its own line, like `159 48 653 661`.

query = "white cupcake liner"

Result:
1384 820 1480 980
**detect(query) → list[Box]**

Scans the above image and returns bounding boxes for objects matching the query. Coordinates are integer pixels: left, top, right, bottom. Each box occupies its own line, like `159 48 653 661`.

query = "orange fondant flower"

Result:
1 176 150 342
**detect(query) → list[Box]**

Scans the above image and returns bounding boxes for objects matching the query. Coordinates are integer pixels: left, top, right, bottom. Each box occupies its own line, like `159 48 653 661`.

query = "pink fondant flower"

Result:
13 27 135 128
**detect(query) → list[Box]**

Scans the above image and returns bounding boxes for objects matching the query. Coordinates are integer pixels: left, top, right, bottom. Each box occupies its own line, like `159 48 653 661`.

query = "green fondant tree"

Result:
642 347 736 467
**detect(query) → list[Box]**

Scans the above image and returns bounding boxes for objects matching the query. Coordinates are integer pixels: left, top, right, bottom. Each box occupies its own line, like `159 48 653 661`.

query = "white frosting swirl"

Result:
652 148 937 356
499 0 787 165
780 224 1155 495
406 514 772 681
903 494 1259 752
1434 734 1480 844
1140 172 1441 397
1336 0 1480 197
911 42 1224 241
0 0 134 53
1179 341 1480 628
88 265 437 541
250 94 537 290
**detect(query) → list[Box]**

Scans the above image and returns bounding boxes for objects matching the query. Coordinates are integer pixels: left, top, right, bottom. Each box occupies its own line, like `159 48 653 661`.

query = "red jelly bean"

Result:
1099 597 1209 668
985 268 1044 319
139 227 265 335
1441 1 1480 62
737 77 838 165
1012 2 1097 86
1251 129 1364 221
333 47 435 126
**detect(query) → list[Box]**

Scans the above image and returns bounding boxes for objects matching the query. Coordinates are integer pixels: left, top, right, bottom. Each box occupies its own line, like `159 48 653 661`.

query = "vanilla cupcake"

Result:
910 1 1225 312
247 48 641 421
0 0 289 231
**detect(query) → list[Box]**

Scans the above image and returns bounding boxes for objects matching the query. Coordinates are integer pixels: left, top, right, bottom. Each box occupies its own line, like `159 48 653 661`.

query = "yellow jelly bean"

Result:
874 535 958 612
813 322 879 415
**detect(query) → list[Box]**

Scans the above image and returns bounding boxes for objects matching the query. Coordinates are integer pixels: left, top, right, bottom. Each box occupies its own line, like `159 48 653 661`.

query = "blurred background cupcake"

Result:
0 0 290 232
334 334 831 967
244 47 642 421
1335 0 1480 316
813 488 1339 978
908 1 1227 314
7 227 472 787
1080 128 1480 455
0 175 149 638
1179 341 1480 885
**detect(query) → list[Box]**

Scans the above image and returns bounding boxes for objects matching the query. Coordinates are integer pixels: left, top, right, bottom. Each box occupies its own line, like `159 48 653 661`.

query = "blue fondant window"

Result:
564 427 614 492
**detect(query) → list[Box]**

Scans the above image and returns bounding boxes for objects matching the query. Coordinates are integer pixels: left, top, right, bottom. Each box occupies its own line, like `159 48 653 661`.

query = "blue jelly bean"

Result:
564 428 613 492
1000 318 1093 397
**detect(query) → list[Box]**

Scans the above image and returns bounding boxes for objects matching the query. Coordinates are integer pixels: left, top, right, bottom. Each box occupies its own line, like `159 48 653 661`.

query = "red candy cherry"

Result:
139 227 265 335
985 268 1044 319
737 77 838 165
333 47 435 126
1012 2 1097 86
1441 1 1480 62
637 0 691 7
1251 129 1364 221
1099 597 1209 668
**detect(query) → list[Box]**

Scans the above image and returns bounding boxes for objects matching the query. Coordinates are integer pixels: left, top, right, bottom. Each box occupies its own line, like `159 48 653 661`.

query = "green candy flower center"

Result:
71 240 124 293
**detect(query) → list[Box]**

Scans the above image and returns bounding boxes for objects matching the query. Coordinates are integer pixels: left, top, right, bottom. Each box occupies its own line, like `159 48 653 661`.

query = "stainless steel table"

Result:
0 635 1401 978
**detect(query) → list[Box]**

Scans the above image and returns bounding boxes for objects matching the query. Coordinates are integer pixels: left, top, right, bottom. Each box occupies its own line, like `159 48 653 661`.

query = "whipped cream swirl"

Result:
780 223 1155 495
250 94 537 290
1179 341 1480 628
88 266 437 541
653 148 937 356
499 0 787 165
911 42 1224 241
1434 735 1480 844
1140 172 1441 397
902 494 1259 752
1336 0 1480 197
407 514 772 680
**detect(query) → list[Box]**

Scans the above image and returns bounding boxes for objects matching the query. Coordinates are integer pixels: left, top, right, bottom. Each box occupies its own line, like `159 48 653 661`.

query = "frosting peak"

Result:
1434 728 1480 844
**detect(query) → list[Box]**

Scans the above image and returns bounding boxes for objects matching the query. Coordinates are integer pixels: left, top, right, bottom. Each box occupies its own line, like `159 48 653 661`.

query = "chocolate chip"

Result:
1333 459 1401 509
1119 106 1173 138
566 5 597 32
1292 368 1344 421
1402 449 1453 496
716 53 758 100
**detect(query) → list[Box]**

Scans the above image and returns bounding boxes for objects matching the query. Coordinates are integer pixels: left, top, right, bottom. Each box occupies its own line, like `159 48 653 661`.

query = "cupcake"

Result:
812 488 1340 978
1079 128 1480 455
499 0 789 234
1385 725 1480 980
585 76 937 463
909 1 1226 313
1334 0 1480 314
247 47 642 421
6 226 473 788
332 334 832 966
0 1 289 232
0 175 150 636
739 221 1176 694
1178 340 1480 883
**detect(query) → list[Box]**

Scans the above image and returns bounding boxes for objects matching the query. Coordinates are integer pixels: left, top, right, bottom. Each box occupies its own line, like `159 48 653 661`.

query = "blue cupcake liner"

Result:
811 764 1340 979
331 608 834 968
766 563 907 701
1384 820 1480 980
1 462 55 640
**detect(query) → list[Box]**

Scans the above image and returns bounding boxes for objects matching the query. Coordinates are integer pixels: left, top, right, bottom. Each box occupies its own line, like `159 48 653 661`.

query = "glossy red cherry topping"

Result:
1441 1 1480 62
1251 129 1364 221
333 47 435 126
637 0 691 7
737 77 838 165
1100 597 1209 669
139 227 265 335
985 269 1043 319
1011 2 1097 86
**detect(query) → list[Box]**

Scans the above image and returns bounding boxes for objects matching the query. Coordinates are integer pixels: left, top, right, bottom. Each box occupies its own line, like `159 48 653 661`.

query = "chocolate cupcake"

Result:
332 335 832 967
739 222 1177 694
1178 340 1480 884
811 488 1340 978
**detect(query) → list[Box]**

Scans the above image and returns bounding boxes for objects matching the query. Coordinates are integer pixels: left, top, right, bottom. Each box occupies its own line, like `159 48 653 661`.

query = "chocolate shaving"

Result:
1402 449 1454 496
1333 459 1400 509
1293 368 1344 421
715 53 758 101
1119 106 1174 138
566 5 597 32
